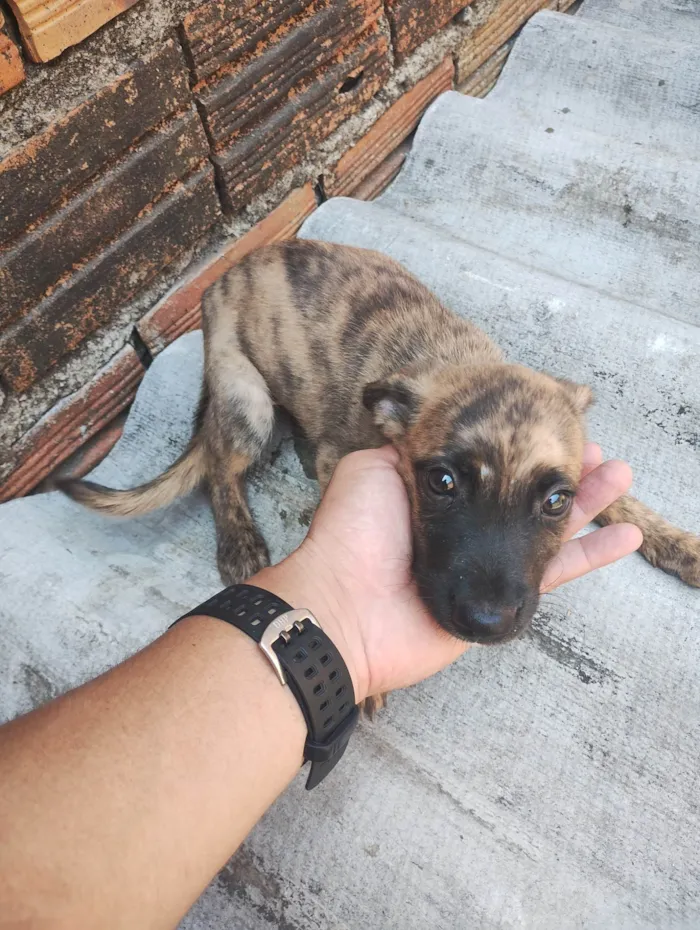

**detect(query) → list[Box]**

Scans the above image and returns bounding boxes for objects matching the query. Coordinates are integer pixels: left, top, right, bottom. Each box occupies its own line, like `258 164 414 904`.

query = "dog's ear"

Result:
557 378 594 413
363 374 424 439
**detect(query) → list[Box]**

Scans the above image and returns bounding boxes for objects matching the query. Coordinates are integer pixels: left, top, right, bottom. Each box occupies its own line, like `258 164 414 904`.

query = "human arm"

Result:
0 444 640 928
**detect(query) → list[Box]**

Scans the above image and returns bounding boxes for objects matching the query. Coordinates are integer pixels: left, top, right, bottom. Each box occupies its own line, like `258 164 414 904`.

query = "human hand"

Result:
256 444 642 704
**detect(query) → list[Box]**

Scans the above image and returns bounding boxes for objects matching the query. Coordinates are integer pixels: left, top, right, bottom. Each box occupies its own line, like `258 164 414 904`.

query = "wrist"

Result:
251 549 371 705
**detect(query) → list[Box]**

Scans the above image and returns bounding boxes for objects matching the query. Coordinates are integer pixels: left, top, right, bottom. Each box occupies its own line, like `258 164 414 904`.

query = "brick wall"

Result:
0 0 575 500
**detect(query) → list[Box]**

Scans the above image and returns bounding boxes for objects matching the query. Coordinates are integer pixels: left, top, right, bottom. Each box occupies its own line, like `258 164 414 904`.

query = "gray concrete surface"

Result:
2 0 700 927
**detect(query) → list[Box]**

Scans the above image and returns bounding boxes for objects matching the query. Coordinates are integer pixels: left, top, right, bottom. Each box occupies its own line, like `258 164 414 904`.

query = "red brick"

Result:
0 345 144 502
0 184 315 499
325 57 454 198
184 0 378 87
0 165 221 392
0 110 210 331
386 0 468 61
215 24 391 212
456 0 565 84
137 184 318 354
347 140 412 201
182 0 391 212
190 0 384 151
457 41 512 96
40 412 128 486
0 23 24 95
7 0 142 63
0 40 191 248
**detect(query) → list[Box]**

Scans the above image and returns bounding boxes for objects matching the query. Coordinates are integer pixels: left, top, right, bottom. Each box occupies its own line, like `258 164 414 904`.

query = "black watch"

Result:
172 584 359 789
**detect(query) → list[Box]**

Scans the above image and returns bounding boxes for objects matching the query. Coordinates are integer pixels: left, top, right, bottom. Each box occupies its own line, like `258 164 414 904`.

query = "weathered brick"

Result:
386 0 469 61
182 0 391 211
325 57 454 197
0 346 143 501
456 0 561 83
458 40 512 96
0 40 191 248
38 411 128 488
6 0 142 63
216 24 391 212
0 183 316 498
184 0 329 85
137 184 317 354
0 22 24 96
191 0 383 151
348 141 412 201
0 109 210 331
0 166 220 392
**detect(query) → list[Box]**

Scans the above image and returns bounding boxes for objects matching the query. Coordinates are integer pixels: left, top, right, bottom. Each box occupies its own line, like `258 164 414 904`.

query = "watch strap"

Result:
273 618 359 790
174 584 359 789
176 584 293 644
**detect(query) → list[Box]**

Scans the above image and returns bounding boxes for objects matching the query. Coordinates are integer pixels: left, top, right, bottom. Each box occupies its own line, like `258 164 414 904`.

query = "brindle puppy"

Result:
60 241 700 646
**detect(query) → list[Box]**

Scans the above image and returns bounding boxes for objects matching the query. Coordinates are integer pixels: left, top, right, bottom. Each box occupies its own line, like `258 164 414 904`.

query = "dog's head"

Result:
363 363 592 643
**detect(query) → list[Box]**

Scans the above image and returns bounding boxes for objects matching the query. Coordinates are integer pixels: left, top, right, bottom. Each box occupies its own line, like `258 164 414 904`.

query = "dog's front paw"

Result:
360 693 388 718
217 529 270 586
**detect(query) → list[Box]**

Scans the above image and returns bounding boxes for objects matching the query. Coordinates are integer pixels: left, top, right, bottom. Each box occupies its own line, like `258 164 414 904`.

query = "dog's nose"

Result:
452 602 520 642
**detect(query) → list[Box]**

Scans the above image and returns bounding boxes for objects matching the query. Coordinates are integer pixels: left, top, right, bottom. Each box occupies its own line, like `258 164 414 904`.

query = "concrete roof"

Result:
1 1 699 927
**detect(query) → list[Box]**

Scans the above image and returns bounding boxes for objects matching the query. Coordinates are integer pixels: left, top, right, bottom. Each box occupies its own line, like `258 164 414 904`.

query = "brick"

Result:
182 0 391 212
0 346 143 502
458 40 512 96
0 40 190 248
39 411 128 487
386 0 468 61
6 0 142 63
184 0 378 87
348 140 412 201
456 0 555 84
0 110 209 332
137 184 317 354
0 25 24 96
325 57 454 198
0 165 221 392
191 0 383 150
215 24 391 212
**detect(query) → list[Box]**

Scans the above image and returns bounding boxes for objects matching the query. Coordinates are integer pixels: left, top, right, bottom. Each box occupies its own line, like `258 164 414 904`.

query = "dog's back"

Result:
201 240 502 449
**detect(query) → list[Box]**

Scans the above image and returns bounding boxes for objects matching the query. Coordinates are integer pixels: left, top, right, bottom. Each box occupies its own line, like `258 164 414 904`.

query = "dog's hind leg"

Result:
202 294 276 586
314 442 344 494
597 494 700 587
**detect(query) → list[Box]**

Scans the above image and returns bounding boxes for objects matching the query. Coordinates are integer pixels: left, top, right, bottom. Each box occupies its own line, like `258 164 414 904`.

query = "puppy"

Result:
60 240 700 645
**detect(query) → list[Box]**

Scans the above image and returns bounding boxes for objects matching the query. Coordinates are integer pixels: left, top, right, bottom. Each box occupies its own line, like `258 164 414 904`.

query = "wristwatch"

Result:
172 584 360 789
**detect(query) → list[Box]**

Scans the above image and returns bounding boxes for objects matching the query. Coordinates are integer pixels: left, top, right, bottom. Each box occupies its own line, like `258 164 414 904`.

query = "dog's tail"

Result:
57 439 206 518
597 494 700 587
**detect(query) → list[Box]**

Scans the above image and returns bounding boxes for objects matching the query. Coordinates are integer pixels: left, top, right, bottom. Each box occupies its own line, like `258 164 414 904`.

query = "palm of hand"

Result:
298 445 641 701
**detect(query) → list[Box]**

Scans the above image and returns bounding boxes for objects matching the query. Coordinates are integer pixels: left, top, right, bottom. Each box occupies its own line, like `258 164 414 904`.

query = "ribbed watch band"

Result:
173 584 359 789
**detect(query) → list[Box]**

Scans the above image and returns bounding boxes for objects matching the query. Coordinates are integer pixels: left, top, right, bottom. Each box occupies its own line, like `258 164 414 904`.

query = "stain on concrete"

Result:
528 608 621 687
16 662 59 707
216 848 312 930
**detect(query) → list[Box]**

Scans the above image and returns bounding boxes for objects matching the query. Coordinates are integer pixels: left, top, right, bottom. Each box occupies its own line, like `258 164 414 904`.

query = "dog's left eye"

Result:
426 468 456 496
542 490 572 517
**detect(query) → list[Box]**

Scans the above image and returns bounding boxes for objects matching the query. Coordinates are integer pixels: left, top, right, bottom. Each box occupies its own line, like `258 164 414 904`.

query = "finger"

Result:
336 446 400 478
580 442 603 478
565 459 633 540
541 523 643 591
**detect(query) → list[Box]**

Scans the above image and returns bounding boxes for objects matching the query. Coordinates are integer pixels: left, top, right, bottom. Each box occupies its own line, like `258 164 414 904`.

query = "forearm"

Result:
0 577 312 929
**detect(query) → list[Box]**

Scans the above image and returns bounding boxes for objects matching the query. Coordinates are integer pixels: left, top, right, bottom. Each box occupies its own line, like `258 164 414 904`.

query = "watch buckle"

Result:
259 608 321 685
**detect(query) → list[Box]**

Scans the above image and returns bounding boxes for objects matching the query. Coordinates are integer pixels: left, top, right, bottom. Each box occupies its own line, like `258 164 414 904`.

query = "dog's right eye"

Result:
541 489 573 518
426 468 456 496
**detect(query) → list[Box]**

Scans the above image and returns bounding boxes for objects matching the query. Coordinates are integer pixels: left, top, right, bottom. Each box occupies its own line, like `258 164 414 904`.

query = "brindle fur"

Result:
60 240 700 657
